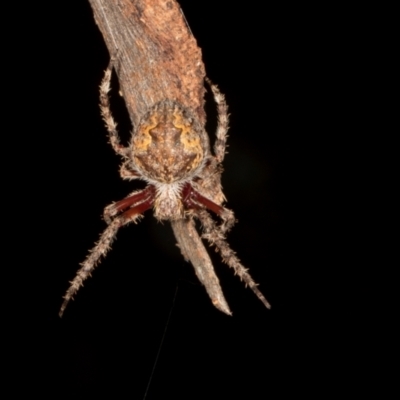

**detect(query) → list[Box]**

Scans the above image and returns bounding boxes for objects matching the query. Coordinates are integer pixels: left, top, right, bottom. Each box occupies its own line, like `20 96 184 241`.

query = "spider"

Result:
59 57 271 316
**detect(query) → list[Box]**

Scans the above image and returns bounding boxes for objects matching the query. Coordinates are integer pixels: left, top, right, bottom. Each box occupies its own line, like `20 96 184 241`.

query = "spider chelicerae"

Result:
59 57 271 316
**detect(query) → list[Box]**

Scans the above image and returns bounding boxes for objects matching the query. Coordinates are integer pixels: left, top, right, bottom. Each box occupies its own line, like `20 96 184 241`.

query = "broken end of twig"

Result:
212 297 232 316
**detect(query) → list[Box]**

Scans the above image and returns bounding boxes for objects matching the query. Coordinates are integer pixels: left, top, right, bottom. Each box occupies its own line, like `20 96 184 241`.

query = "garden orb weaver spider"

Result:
59 57 270 317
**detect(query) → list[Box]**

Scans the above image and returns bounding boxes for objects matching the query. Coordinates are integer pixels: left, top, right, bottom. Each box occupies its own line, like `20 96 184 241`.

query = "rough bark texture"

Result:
171 218 231 315
88 0 231 314
88 0 206 126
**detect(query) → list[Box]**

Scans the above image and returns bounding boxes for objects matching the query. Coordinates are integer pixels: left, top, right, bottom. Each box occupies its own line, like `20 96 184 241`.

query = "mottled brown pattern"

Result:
88 0 206 126
132 100 209 183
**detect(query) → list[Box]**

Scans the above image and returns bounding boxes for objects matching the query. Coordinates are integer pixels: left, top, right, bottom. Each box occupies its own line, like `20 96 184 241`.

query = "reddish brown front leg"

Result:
118 191 155 221
181 183 235 234
104 185 156 224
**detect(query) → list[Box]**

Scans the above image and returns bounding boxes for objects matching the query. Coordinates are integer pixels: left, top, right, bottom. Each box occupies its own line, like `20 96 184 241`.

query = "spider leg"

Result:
206 77 229 163
99 57 129 158
59 192 155 317
182 183 236 234
198 209 271 310
104 185 155 224
119 160 141 181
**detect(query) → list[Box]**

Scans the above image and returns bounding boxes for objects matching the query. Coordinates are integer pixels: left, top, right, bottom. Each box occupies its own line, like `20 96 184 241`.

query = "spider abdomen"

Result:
132 100 209 184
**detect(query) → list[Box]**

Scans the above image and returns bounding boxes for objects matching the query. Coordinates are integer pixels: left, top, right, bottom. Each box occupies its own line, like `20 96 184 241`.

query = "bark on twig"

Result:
171 218 231 315
88 0 206 126
87 0 231 314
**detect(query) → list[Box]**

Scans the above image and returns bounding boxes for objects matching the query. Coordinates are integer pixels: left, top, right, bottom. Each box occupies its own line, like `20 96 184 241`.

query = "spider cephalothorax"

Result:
59 57 270 316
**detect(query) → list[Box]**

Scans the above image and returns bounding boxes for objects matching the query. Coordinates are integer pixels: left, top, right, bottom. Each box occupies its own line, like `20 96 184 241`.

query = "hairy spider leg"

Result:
104 186 156 223
198 209 271 310
59 190 155 317
119 194 154 221
99 56 129 158
119 160 141 180
180 183 270 309
181 182 235 234
206 78 229 163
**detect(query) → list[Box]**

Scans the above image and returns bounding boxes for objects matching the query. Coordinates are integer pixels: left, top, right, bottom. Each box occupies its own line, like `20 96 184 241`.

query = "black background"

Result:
5 1 353 398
